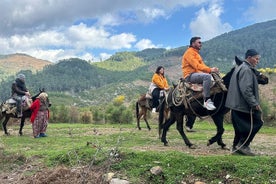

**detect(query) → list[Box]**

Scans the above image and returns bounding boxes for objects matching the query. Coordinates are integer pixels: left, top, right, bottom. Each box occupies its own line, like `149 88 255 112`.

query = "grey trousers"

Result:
187 73 212 99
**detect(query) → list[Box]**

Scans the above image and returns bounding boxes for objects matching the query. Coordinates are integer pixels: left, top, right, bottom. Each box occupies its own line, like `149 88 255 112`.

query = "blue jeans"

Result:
187 73 212 99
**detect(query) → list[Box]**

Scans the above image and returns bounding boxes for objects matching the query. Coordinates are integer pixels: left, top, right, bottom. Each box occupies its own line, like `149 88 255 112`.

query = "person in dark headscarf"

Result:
226 49 263 156
30 92 50 138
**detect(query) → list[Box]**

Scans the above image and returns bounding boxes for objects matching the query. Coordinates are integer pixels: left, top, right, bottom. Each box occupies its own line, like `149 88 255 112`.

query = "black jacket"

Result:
11 78 28 97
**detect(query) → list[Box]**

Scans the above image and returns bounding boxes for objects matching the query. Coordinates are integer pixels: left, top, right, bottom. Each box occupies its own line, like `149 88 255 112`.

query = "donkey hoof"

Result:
207 140 214 146
221 145 230 150
189 144 196 149
161 139 168 146
19 132 23 136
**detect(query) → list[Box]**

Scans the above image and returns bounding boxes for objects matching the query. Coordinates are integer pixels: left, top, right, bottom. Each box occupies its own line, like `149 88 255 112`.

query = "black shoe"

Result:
231 146 242 155
238 146 255 156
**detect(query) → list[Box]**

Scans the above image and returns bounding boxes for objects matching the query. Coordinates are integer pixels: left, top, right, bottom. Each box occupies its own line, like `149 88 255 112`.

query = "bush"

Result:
81 111 92 124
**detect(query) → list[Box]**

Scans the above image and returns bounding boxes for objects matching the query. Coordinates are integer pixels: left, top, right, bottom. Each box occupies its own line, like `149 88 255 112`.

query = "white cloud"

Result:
0 23 137 62
0 0 238 62
135 39 159 50
189 1 232 41
0 0 211 36
99 53 112 61
244 0 276 22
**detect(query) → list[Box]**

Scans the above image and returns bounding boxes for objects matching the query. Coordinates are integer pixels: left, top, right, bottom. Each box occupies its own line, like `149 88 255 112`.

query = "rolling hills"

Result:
0 19 276 107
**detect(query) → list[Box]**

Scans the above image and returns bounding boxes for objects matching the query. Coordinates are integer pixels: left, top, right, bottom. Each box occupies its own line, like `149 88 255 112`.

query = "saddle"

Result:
1 96 32 115
137 91 166 111
170 73 227 109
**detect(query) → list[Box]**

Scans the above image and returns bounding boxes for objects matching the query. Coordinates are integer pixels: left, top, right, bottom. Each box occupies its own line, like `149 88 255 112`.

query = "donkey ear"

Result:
39 88 45 92
234 56 243 66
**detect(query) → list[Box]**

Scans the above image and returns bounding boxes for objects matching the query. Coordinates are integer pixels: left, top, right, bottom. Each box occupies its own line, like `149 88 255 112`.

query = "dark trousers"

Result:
231 110 263 147
152 88 161 108
14 96 23 115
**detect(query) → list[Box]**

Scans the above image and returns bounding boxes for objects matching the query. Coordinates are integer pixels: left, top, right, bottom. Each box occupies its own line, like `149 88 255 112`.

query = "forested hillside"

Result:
0 19 276 107
0 58 152 105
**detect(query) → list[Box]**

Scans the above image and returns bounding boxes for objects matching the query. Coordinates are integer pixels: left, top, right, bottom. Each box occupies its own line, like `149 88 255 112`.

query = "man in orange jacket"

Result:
182 36 219 110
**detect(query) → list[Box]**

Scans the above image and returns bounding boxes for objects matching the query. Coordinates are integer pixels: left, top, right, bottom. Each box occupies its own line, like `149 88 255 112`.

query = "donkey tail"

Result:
136 101 139 119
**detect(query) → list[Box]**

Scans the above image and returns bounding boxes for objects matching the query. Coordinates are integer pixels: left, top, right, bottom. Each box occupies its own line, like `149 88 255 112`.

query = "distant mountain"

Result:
0 53 52 80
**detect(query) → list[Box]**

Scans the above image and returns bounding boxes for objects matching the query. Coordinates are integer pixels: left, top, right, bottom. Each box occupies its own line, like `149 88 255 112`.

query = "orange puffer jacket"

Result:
182 47 211 79
151 73 169 89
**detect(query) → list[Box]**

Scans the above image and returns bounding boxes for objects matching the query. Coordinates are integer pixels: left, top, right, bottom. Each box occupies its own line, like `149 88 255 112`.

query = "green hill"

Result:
1 19 276 106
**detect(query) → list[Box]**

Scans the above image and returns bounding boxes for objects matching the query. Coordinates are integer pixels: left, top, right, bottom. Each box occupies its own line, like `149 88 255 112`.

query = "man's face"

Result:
247 55 260 67
192 39 202 50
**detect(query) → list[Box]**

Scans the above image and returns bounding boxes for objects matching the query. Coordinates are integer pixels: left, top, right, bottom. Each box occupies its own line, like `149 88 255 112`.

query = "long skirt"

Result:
32 111 48 137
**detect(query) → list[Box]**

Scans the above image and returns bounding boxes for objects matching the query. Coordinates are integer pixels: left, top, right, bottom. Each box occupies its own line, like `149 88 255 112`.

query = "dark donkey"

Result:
159 56 268 149
0 89 48 136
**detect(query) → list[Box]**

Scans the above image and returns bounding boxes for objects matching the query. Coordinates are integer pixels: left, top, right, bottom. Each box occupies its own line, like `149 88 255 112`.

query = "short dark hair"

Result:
190 36 201 46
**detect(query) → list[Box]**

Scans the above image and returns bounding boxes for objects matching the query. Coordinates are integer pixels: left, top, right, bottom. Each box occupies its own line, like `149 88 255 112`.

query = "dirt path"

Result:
1 125 275 184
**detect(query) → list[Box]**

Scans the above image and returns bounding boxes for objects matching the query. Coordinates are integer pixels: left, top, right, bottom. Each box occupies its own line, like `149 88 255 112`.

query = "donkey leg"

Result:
19 117 25 136
175 114 194 148
136 102 142 130
137 114 142 130
142 108 151 131
2 117 10 135
160 115 176 146
144 118 151 131
207 114 226 148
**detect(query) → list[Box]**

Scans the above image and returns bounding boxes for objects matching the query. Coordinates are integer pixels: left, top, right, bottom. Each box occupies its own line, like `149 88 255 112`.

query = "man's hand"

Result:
211 67 219 73
255 105 261 111
25 91 31 96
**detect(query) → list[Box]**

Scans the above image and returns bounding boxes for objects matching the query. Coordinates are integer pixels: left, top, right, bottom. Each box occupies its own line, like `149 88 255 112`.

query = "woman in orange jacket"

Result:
30 92 50 138
149 66 169 112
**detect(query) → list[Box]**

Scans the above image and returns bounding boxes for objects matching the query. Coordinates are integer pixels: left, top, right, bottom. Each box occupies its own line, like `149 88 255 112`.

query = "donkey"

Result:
159 57 268 149
0 89 49 136
136 93 170 137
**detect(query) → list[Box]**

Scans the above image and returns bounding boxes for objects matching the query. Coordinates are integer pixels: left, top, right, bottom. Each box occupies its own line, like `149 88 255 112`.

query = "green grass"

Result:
1 121 276 183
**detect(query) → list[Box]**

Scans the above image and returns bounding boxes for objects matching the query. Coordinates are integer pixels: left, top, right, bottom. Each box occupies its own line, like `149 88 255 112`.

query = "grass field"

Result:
1 120 276 183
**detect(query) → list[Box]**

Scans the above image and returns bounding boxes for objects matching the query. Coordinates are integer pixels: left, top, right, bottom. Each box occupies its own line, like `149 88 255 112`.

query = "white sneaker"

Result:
204 99 216 110
152 108 156 113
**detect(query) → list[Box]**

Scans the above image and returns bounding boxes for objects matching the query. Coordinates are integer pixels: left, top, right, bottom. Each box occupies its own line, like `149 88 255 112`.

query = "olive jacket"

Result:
225 61 260 113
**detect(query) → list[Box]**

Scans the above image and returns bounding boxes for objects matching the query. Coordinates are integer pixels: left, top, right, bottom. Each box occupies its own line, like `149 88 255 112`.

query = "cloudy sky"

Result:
0 0 275 62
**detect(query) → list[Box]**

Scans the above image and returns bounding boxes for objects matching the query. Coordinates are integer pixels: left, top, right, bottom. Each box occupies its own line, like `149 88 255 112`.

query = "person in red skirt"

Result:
30 92 50 138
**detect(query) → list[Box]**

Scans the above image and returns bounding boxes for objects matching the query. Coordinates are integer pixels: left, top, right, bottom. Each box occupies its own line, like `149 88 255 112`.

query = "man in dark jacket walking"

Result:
11 74 30 117
225 49 263 156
